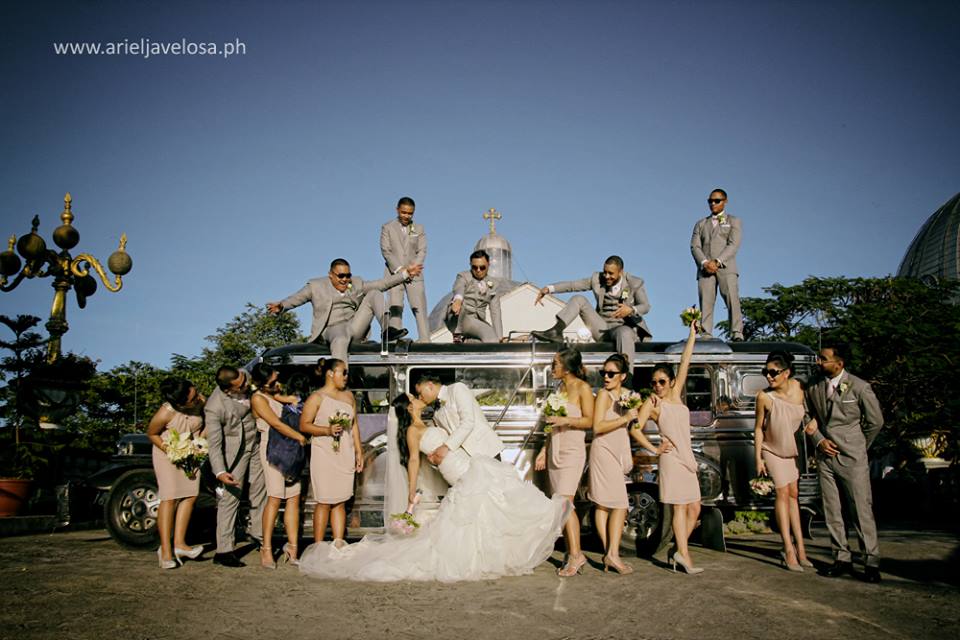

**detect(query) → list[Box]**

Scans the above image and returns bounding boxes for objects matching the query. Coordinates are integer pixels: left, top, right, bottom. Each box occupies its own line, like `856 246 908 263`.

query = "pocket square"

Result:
841 399 857 404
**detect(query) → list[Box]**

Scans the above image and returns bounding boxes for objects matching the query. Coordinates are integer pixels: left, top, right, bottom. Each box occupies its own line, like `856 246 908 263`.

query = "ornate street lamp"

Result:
0 193 132 363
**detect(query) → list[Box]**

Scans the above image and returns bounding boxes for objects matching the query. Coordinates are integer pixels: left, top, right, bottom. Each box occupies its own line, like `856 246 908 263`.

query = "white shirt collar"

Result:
829 370 845 387
608 277 623 294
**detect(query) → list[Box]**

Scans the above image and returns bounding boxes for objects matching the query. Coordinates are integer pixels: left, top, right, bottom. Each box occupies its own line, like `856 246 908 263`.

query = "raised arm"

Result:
629 395 661 452
251 394 306 445
277 283 312 312
672 321 699 402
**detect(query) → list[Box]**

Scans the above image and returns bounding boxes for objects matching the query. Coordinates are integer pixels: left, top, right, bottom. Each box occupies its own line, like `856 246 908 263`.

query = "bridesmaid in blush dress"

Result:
250 363 307 569
754 350 813 571
147 377 206 569
588 353 636 575
300 358 363 548
631 319 703 574
534 348 594 576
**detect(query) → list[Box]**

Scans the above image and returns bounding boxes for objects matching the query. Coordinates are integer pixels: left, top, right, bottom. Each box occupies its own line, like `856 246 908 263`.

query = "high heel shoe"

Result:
780 551 804 573
557 554 587 577
157 548 178 570
174 545 204 562
602 555 634 575
281 543 300 567
670 552 704 575
332 538 347 550
260 546 276 569
798 556 814 568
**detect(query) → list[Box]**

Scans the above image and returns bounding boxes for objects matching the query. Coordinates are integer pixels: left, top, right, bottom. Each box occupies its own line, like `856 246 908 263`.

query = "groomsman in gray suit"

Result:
805 342 885 583
690 188 743 340
267 258 419 362
381 196 430 342
530 255 651 365
206 366 265 567
446 250 504 343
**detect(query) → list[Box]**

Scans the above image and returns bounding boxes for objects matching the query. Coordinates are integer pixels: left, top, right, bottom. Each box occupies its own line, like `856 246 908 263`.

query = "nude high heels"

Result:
670 552 704 575
602 555 634 575
260 545 276 569
157 548 178 570
174 545 204 562
557 554 587 577
281 543 300 567
780 551 804 573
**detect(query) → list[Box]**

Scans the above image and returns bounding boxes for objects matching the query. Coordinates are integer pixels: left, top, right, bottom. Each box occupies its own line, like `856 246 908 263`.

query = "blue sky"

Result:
1 0 958 369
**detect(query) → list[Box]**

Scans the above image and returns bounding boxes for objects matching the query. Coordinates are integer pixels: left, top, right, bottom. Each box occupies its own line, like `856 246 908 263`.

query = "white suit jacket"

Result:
433 383 504 458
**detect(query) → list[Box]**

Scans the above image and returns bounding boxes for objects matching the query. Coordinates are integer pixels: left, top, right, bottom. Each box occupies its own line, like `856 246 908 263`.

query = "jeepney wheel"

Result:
621 486 663 557
104 469 160 549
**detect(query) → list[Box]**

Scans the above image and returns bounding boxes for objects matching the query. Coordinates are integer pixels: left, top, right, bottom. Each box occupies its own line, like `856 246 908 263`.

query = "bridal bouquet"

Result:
388 490 422 536
328 411 352 452
749 476 775 497
162 429 209 479
680 306 702 327
618 390 644 411
541 391 568 433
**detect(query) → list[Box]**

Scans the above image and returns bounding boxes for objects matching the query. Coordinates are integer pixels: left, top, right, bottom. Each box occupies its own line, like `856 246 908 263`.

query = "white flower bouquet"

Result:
162 429 209 478
680 306 702 327
749 476 775 497
541 391 568 434
328 410 352 452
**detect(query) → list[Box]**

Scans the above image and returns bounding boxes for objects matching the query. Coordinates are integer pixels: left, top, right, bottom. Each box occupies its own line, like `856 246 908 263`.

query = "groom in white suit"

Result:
414 374 504 464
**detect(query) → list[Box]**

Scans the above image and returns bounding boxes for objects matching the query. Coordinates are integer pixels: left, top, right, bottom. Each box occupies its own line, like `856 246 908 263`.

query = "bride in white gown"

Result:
299 394 570 582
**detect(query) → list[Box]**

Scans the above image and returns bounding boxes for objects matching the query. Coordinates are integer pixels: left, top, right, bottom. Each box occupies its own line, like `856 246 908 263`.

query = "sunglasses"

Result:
333 272 352 279
708 198 725 204
652 379 669 386
601 370 622 378
762 368 784 378
470 264 488 271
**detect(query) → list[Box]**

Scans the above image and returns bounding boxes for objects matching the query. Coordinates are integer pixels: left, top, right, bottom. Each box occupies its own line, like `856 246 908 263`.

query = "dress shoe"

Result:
157 548 178 570
863 566 882 583
174 545 204 562
670 552 704 575
383 327 408 342
212 552 245 568
531 326 565 343
822 560 852 578
780 551 804 573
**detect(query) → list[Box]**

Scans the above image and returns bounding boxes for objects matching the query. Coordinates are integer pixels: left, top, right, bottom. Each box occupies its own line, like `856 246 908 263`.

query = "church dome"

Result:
898 192 960 282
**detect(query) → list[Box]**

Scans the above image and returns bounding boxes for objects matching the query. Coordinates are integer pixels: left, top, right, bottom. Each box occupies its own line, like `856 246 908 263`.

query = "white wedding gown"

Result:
299 448 570 582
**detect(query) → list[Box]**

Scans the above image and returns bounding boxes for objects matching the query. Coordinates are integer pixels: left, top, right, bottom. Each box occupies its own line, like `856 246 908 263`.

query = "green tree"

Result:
171 303 303 394
730 276 960 466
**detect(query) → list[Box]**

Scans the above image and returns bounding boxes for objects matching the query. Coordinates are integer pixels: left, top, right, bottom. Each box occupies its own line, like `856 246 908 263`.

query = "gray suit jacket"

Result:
451 271 503 337
280 273 407 342
805 370 884 467
380 219 426 275
550 271 651 336
690 214 742 275
205 387 257 477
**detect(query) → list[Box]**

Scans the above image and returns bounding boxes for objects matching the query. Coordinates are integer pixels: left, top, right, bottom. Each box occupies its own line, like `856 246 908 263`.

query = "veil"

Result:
383 407 409 524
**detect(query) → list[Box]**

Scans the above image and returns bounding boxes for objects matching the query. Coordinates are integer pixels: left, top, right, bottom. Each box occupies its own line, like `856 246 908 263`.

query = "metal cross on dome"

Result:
483 208 502 234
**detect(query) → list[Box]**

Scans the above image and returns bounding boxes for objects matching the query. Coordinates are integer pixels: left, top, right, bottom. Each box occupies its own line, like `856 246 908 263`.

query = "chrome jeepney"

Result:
258 338 819 556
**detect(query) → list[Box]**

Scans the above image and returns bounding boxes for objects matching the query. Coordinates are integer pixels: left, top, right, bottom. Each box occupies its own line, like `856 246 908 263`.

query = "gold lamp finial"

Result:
61 192 74 226
483 208 502 234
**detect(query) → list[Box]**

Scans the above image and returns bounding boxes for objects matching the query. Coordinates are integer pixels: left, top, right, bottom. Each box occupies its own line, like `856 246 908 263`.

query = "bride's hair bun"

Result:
419 428 446 456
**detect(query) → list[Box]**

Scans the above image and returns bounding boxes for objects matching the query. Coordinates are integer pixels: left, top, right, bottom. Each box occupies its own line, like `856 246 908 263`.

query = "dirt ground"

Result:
2 523 958 640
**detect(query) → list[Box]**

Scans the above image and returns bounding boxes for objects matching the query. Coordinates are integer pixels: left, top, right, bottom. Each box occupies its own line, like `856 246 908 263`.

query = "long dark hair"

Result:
392 394 414 467
556 348 588 382
250 362 276 390
160 377 194 411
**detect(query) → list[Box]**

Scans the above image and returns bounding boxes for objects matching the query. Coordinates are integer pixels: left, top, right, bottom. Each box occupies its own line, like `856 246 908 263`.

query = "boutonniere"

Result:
486 280 494 289
620 289 630 302
838 381 849 397
407 224 419 236
346 283 353 292
716 213 727 225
